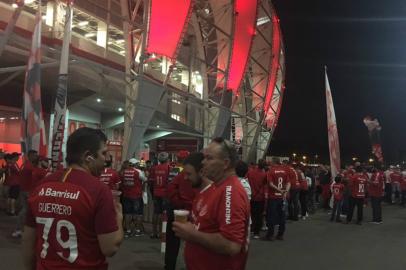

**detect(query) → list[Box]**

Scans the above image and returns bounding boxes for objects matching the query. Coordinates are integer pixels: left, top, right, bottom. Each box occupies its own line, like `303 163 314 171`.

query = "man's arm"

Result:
173 222 241 256
97 201 123 257
22 226 36 270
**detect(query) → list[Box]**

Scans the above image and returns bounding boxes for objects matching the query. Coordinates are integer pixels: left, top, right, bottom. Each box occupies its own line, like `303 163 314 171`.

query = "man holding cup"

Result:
173 138 250 270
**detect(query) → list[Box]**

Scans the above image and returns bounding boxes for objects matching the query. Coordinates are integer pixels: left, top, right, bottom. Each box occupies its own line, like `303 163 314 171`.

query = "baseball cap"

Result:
129 158 139 165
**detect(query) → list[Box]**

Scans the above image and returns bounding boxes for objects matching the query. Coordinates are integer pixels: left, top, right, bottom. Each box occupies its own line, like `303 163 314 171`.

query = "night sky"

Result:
269 0 406 165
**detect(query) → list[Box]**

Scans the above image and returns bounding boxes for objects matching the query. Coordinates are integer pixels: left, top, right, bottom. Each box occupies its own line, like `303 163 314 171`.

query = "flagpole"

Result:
50 1 73 170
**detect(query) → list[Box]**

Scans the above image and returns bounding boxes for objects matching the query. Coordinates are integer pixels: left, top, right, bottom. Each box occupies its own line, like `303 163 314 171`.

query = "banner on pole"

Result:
363 116 384 163
51 1 73 170
325 68 341 178
21 1 47 156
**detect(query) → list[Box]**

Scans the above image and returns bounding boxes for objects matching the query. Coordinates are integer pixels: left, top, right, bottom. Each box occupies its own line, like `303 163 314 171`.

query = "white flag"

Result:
325 68 341 178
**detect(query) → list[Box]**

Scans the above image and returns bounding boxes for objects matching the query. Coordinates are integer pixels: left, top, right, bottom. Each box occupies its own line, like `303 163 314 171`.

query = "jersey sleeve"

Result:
216 187 248 245
94 185 119 235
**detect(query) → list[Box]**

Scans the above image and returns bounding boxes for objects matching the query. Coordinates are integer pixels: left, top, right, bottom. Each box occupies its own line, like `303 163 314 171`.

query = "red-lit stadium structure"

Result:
0 0 285 164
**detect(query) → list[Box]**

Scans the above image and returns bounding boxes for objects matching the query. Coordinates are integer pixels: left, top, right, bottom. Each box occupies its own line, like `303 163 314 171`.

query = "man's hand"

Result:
172 221 196 241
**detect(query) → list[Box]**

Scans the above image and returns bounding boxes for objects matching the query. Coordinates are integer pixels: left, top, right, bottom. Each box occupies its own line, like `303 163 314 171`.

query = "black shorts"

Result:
153 197 168 214
122 197 144 215
8 185 20 199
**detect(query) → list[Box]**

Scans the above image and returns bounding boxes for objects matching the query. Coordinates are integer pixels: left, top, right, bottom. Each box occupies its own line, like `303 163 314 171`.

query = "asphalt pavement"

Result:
1 203 406 270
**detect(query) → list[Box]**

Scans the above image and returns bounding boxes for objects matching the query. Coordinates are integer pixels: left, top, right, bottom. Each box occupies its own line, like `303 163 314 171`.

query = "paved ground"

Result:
1 204 406 270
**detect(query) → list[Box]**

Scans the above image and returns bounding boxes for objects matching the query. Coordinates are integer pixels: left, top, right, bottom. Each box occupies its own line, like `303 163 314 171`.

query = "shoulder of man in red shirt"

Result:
26 169 118 268
168 171 197 210
215 175 250 247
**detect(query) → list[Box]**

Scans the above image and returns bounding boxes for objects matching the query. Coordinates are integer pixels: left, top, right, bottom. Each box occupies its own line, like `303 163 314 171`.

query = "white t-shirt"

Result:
238 177 252 200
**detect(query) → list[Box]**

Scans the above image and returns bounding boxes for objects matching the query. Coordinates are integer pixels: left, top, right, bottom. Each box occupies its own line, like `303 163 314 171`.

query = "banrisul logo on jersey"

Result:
38 187 80 200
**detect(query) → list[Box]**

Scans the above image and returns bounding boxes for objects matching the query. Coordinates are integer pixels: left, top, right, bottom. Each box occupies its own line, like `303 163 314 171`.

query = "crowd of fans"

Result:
0 128 405 270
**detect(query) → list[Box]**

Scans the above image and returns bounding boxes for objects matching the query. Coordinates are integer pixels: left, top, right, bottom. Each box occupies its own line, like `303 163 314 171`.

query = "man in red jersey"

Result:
182 152 214 270
121 158 145 237
151 152 170 238
99 156 121 191
173 138 250 270
390 167 402 204
165 150 197 270
266 158 291 241
285 162 300 221
247 159 267 239
369 165 385 223
22 127 123 270
345 165 368 225
330 176 344 222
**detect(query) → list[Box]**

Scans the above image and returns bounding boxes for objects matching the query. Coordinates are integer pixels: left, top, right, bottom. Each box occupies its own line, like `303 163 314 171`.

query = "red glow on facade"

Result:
226 0 258 94
263 14 281 113
145 0 193 60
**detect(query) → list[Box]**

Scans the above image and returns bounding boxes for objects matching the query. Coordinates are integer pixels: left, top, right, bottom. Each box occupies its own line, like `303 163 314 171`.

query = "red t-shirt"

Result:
247 168 266 201
286 166 300 190
390 172 402 184
99 168 121 191
300 177 309 191
5 163 20 186
167 171 197 210
349 173 368 198
152 163 170 198
184 176 250 270
26 169 118 270
400 175 406 191
332 183 344 201
369 171 385 197
121 167 142 199
20 161 35 192
267 165 289 199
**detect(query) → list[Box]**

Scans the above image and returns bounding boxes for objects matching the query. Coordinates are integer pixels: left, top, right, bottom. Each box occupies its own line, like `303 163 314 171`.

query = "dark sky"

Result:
269 0 406 165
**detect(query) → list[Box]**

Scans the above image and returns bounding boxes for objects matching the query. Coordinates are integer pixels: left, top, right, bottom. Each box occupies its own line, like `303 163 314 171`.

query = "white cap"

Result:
129 158 139 165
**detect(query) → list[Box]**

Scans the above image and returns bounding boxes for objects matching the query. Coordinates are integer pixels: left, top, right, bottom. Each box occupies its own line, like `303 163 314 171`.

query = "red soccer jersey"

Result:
332 183 344 201
247 168 267 201
389 172 402 184
152 163 170 198
99 168 121 191
5 163 20 186
286 166 300 190
300 177 309 191
20 161 34 192
121 167 142 199
400 175 406 191
26 169 118 270
349 173 368 198
184 176 250 270
369 171 385 197
267 165 290 199
167 171 197 210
